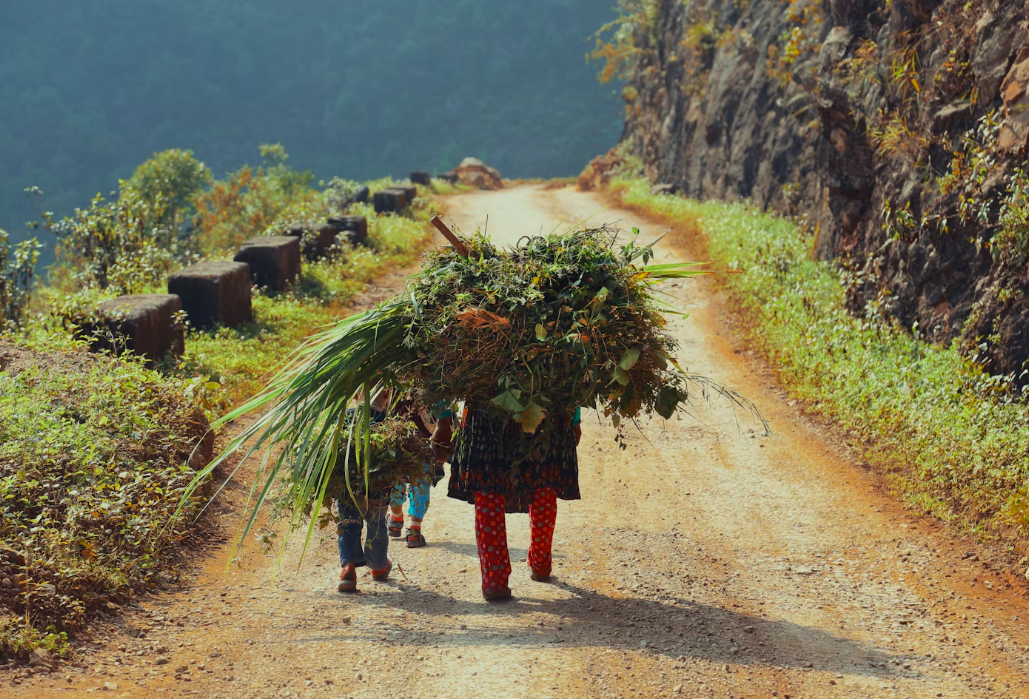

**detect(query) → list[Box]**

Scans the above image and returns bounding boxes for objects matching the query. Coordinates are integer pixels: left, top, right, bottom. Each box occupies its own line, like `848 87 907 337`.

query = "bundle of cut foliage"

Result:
184 222 760 558
322 415 433 505
402 226 698 433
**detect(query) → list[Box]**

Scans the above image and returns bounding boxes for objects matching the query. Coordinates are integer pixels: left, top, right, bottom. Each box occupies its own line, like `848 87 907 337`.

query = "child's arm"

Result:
431 416 454 462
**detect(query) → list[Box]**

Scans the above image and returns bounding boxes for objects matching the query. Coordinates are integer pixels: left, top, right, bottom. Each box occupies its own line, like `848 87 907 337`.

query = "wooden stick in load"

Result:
430 215 470 257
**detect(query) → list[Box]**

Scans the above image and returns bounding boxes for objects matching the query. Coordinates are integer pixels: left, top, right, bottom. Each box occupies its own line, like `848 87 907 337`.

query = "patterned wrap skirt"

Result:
448 407 580 514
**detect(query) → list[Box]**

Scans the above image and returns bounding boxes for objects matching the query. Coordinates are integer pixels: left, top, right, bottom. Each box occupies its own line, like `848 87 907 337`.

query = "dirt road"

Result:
15 185 1029 699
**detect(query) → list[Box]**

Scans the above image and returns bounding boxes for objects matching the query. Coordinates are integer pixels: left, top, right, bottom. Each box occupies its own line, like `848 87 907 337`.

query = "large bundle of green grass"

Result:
401 226 692 432
183 220 759 555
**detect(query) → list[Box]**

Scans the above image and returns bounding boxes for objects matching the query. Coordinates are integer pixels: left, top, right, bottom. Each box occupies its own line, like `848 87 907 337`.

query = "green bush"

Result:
0 337 211 659
613 175 1029 553
0 230 39 326
121 148 211 232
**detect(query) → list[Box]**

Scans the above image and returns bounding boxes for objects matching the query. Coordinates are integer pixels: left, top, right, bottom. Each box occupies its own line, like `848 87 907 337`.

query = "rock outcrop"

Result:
622 0 1029 379
452 157 503 189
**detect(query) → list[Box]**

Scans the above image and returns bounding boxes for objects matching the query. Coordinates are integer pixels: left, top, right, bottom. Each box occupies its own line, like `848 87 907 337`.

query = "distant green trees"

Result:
0 0 622 261
0 230 38 325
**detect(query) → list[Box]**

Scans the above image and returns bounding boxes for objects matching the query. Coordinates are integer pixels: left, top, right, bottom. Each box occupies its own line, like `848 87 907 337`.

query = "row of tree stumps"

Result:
86 176 427 365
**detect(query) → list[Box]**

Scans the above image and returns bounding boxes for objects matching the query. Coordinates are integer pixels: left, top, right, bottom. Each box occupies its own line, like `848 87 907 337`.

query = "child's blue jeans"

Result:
336 495 389 570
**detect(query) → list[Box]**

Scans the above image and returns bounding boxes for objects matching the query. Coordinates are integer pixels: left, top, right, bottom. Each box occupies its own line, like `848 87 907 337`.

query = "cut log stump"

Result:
234 236 301 291
168 261 253 329
410 171 431 186
313 224 341 255
373 189 406 213
399 185 417 204
327 215 369 246
89 294 185 364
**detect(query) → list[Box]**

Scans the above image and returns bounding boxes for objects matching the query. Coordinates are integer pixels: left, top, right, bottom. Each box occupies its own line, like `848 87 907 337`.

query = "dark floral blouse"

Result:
447 407 580 513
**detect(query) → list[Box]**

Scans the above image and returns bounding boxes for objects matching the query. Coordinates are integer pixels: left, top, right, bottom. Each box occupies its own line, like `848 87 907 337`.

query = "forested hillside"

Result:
1 0 622 254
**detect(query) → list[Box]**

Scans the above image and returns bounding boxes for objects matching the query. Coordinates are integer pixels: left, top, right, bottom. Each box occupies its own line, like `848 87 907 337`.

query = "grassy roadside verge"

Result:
0 185 437 660
610 175 1029 568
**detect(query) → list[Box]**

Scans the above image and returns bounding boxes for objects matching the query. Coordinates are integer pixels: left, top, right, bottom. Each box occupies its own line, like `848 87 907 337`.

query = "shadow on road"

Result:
279 577 901 680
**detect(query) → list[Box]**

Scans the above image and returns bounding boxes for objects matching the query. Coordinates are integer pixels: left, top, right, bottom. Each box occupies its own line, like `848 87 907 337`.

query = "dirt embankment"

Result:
8 185 1029 699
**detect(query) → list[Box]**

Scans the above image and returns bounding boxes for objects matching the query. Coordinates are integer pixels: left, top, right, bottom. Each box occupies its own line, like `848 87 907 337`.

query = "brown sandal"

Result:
337 566 357 593
482 586 513 602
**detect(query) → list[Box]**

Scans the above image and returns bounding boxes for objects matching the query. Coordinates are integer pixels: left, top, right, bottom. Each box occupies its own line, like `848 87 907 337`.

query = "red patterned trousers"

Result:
474 488 557 592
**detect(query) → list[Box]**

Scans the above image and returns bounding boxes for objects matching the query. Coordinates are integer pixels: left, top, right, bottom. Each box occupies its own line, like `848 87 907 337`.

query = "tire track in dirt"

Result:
13 185 1029 699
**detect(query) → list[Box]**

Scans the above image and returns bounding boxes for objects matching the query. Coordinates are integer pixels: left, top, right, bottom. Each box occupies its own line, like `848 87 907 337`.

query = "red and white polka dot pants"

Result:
474 488 557 592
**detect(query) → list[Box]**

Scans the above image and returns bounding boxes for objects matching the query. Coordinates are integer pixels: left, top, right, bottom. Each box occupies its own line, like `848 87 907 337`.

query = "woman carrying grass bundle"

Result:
449 406 582 601
181 220 764 603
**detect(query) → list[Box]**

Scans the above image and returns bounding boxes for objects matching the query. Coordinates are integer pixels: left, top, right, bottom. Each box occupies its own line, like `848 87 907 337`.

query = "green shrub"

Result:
193 146 318 254
0 337 210 658
121 149 212 232
0 230 39 326
612 175 1029 552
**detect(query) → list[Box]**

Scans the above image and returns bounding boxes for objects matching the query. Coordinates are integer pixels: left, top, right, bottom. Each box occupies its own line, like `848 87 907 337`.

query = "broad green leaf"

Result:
656 386 681 420
535 323 548 341
651 351 668 370
513 401 547 433
491 390 525 413
611 366 630 386
619 347 641 371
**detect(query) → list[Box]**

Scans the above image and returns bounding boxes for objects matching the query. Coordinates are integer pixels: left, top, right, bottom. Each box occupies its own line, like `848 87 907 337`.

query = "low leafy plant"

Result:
0 230 40 326
0 337 210 659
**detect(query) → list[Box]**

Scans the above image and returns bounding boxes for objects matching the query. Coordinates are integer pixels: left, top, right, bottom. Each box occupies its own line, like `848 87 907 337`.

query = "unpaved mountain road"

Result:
14 185 1029 699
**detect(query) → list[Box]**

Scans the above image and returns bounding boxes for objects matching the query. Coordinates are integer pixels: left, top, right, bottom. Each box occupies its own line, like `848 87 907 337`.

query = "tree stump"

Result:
168 261 253 329
314 223 341 254
327 215 369 245
410 171 432 186
234 236 301 291
373 189 406 213
400 185 417 204
88 294 185 364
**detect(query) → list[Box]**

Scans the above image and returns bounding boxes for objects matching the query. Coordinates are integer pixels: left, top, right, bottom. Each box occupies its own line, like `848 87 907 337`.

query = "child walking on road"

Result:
387 405 453 547
336 399 393 593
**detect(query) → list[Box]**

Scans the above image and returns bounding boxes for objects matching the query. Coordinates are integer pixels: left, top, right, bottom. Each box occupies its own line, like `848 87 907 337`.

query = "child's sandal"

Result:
337 566 357 593
405 527 427 548
387 516 404 538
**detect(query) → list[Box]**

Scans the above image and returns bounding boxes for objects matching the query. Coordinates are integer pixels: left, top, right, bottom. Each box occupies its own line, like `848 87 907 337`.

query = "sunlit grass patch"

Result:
612 175 1029 557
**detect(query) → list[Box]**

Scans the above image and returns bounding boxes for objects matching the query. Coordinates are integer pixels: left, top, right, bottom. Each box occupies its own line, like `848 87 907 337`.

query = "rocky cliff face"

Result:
623 0 1029 379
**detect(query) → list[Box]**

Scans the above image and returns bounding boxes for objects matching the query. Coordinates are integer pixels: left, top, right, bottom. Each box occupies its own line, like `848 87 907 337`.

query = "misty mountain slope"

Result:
0 0 622 239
